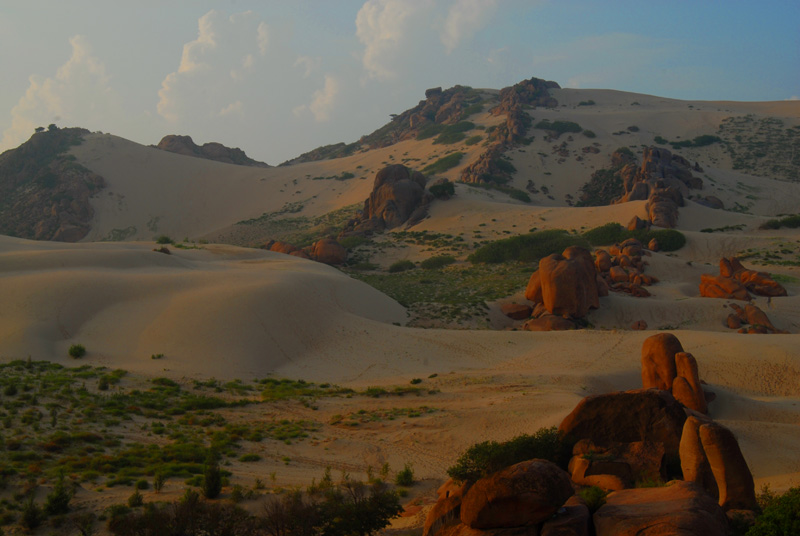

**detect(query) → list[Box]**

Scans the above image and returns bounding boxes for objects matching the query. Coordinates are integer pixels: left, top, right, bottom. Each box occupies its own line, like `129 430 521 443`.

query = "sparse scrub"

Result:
420 255 456 270
388 260 416 273
760 214 800 230
582 223 686 251
578 485 608 513
423 152 464 174
429 180 455 199
468 230 589 264
535 120 582 134
68 344 86 359
155 235 173 245
394 464 414 486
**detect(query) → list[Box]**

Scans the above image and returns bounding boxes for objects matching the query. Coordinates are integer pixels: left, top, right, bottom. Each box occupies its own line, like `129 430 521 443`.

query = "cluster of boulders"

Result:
339 164 433 238
505 246 605 331
725 303 787 334
155 135 270 167
423 334 756 536
594 238 658 299
700 257 787 300
614 147 705 228
264 237 346 265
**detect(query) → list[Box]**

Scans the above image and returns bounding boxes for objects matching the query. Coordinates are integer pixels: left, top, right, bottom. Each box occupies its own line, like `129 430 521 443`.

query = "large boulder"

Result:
672 352 707 413
699 274 751 300
522 315 576 332
362 164 431 230
501 303 533 320
311 238 347 265
593 481 728 536
679 416 719 499
704 257 786 299
525 246 601 319
540 495 590 536
558 389 687 461
460 460 574 529
641 333 684 391
698 422 757 511
424 479 471 536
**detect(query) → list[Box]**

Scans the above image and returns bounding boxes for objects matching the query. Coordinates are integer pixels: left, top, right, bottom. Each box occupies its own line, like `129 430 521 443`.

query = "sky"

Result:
1 0 798 164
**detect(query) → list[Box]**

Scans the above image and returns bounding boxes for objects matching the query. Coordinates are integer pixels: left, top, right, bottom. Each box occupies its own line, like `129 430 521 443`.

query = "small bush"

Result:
429 180 455 199
239 454 261 462
20 496 43 530
447 427 571 483
127 489 144 507
582 223 686 252
45 474 73 515
760 214 800 230
68 344 86 359
747 486 800 535
155 235 173 245
534 120 582 134
578 100 596 106
464 135 483 146
135 479 149 490
582 130 596 138
395 464 414 486
339 235 368 250
410 378 422 385
420 255 456 270
203 451 222 499
578 486 608 513
388 260 415 273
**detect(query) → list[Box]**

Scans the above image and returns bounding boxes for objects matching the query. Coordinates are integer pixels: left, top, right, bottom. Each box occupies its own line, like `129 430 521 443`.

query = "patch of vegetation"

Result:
155 235 173 244
394 463 414 486
747 486 800 535
464 135 483 146
330 407 437 427
582 130 596 138
575 168 623 206
578 100 596 106
348 262 531 325
582 223 686 251
446 427 570 484
700 224 746 233
388 260 416 273
460 102 484 119
760 214 800 230
719 116 800 181
420 255 456 270
578 486 608 513
68 344 86 359
465 182 530 203
654 133 722 150
429 180 455 199
416 123 447 141
468 230 589 264
423 152 464 174
534 120 583 135
433 121 475 145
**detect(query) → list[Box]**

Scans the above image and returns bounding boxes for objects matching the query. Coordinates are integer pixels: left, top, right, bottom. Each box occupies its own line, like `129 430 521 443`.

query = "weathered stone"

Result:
672 352 707 413
540 495 590 536
699 422 757 511
311 238 347 265
679 416 718 499
641 333 684 391
501 303 533 320
522 315 575 332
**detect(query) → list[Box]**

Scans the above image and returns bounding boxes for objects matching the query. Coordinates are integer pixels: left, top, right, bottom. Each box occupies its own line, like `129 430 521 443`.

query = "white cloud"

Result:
294 56 321 78
218 101 243 117
788 95 799 101
157 10 267 123
308 76 340 122
441 0 498 54
1 35 120 150
355 0 433 80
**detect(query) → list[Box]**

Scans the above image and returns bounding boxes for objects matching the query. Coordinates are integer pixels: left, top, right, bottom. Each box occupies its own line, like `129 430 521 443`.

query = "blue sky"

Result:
1 1 797 164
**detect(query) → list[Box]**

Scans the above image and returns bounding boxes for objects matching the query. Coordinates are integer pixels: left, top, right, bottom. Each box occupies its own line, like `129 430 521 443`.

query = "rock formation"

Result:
310 238 347 265
725 303 787 334
340 165 432 238
641 333 709 413
593 239 658 298
155 135 270 167
524 246 602 321
700 257 787 301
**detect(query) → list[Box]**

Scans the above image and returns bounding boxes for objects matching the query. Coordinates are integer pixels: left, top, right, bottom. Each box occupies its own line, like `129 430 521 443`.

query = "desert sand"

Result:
2 88 799 531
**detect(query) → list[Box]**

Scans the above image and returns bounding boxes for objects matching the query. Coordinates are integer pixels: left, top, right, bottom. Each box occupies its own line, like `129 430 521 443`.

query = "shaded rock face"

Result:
155 135 270 167
699 273 751 300
568 439 664 491
593 481 728 536
342 165 432 237
725 303 787 334
540 495 590 536
460 460 574 529
524 246 602 322
680 417 757 511
501 303 533 320
593 240 659 299
423 479 471 536
558 389 687 461
0 127 105 242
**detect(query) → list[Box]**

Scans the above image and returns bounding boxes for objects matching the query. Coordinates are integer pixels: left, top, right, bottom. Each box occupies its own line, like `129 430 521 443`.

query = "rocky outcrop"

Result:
524 246 602 322
641 333 709 413
424 479 470 536
500 303 533 320
340 165 432 239
701 257 787 301
593 481 728 536
155 135 270 167
0 126 105 241
593 239 658 299
725 303 787 334
460 460 573 530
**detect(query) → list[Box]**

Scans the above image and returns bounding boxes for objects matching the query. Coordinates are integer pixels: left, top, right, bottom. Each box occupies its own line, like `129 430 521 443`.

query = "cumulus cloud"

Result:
1 35 120 150
294 56 321 78
157 10 267 123
355 0 433 80
309 76 340 122
441 0 498 54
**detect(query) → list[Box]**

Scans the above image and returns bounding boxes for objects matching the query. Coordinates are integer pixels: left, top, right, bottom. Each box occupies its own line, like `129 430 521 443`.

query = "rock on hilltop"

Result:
155 135 270 167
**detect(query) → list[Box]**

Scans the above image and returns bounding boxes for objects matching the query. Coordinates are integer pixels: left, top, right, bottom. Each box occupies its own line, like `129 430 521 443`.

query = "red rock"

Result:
627 216 649 232
641 333 684 391
558 389 686 461
593 481 728 536
460 460 574 529
743 304 781 333
534 247 600 318
311 238 347 265
267 240 299 254
609 266 629 283
647 238 659 252
725 314 742 330
424 480 471 536
679 416 718 500
629 284 651 298
363 164 431 230
699 274 751 300
717 257 787 297
524 270 543 303
672 352 707 413
699 422 757 511
594 250 612 273
289 249 311 259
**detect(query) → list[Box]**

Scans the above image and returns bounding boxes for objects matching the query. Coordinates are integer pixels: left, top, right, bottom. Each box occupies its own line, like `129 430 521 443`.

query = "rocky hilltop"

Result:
155 134 270 167
0 126 105 241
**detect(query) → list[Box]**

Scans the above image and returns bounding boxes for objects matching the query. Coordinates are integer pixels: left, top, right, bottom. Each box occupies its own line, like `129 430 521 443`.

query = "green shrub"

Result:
534 120 582 134
760 214 800 230
44 473 72 515
578 485 608 513
239 453 261 462
583 130 596 138
127 489 144 507
636 229 686 251
747 487 800 535
420 255 456 270
429 180 455 199
155 235 173 245
446 427 571 483
615 146 634 158
464 135 483 146
68 344 86 359
578 100 596 106
460 103 484 119
394 464 414 486
416 123 446 140
582 223 628 246
339 235 368 250
20 495 43 530
581 223 686 252
388 260 415 273
469 230 589 264
135 479 149 490
423 152 463 174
